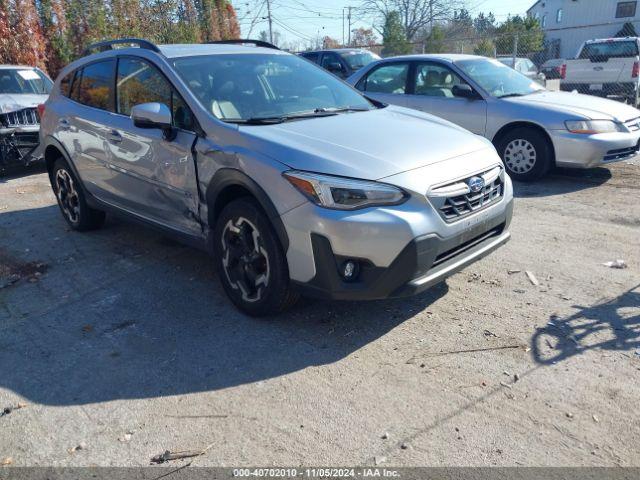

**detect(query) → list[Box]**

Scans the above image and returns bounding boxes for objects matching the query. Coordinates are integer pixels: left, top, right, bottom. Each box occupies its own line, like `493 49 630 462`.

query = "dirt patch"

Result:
0 249 48 289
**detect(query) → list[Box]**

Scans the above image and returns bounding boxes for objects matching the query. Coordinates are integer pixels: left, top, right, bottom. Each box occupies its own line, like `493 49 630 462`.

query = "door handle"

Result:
58 118 71 130
108 130 123 143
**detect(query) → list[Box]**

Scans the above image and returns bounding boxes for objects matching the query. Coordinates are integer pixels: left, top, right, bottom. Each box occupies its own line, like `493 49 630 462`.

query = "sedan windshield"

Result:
339 51 381 70
0 69 52 94
172 53 373 123
456 58 544 98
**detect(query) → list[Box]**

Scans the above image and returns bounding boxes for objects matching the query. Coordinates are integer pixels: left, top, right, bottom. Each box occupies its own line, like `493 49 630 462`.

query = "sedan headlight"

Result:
283 170 407 210
565 120 625 134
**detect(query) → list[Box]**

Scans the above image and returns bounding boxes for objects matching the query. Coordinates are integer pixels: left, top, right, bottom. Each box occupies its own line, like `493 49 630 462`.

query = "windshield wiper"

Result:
498 93 526 98
315 107 370 113
223 110 340 125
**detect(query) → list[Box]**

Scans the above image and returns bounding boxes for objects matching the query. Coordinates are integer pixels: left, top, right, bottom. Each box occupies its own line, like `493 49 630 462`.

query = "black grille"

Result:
429 167 504 222
604 144 639 162
0 108 39 127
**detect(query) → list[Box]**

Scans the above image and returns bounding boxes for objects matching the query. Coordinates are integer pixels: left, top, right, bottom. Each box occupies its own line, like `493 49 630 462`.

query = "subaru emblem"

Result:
467 176 485 193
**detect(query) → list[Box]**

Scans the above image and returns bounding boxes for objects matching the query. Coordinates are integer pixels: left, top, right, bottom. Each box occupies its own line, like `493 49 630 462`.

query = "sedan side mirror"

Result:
452 84 480 100
131 102 176 141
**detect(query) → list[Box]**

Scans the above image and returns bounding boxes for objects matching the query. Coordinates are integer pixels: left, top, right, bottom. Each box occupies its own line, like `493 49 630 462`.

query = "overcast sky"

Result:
232 0 537 47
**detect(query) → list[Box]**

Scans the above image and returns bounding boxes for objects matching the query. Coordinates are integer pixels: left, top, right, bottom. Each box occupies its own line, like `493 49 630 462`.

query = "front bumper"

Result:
549 129 640 168
560 82 637 101
294 202 512 300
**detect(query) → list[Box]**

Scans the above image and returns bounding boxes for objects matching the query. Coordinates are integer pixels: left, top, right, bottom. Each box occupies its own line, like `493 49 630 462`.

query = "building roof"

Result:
527 0 542 13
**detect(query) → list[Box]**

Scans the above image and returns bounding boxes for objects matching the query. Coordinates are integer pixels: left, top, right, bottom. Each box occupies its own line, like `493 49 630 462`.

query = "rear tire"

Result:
497 127 553 182
51 158 105 231
213 198 299 316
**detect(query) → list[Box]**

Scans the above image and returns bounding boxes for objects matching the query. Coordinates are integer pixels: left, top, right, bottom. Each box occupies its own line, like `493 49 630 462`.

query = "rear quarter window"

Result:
77 60 115 111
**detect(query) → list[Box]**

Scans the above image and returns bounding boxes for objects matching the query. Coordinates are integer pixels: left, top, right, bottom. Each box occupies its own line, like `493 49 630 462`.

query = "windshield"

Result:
579 41 639 61
456 58 544 98
172 53 373 122
339 51 381 70
0 69 52 94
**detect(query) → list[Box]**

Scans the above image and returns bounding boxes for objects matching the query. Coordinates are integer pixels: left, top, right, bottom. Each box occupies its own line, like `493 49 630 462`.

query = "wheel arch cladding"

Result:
205 168 290 252
492 122 556 165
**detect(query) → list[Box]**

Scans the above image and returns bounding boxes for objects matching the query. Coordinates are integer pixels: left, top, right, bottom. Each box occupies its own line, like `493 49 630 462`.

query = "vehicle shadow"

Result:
531 283 640 365
0 204 449 406
0 161 47 183
512 167 612 198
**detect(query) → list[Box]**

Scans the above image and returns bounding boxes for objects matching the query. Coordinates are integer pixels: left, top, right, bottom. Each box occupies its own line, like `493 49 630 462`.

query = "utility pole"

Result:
347 6 353 46
266 0 273 44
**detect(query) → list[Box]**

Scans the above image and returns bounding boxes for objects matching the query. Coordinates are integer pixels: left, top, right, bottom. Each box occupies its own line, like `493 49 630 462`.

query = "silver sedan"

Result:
347 54 640 181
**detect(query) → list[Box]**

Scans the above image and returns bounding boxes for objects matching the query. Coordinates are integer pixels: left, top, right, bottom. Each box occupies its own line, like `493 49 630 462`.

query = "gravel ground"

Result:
0 161 638 468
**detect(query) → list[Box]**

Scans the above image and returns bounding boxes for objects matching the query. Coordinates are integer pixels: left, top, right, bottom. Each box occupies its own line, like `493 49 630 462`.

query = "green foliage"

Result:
382 11 411 56
495 15 544 55
423 25 446 53
474 38 495 57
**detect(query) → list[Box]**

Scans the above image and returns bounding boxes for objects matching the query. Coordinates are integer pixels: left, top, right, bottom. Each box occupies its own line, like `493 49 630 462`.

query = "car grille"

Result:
603 143 640 162
624 117 640 132
0 108 39 127
428 166 504 222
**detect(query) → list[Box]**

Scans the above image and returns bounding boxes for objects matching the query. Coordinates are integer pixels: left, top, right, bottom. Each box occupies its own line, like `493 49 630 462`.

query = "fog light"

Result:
340 260 359 281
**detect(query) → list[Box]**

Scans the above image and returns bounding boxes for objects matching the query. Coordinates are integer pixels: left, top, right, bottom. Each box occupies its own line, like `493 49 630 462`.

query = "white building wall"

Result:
528 0 640 58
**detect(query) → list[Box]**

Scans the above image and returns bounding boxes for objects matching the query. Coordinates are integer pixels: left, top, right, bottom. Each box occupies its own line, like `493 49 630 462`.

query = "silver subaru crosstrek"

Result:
39 39 513 316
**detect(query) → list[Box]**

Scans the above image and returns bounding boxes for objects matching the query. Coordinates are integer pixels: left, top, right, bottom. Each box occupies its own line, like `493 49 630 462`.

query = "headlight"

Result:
283 170 407 210
565 120 625 134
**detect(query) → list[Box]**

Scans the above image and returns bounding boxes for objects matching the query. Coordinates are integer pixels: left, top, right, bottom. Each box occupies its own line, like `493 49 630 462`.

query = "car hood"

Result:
505 91 640 122
239 106 495 180
0 93 48 114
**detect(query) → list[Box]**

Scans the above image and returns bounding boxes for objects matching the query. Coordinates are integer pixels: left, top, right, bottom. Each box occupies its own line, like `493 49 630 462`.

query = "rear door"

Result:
105 56 201 234
355 61 410 107
63 59 118 197
405 61 487 135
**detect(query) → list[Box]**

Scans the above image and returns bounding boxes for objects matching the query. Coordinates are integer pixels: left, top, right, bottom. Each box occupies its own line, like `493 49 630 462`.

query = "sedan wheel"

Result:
503 139 537 174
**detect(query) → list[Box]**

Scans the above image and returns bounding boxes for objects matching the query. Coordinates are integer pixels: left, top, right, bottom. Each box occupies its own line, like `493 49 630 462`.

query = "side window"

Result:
60 71 74 97
413 63 465 98
77 60 115 111
302 52 319 64
361 63 409 94
69 70 81 101
117 57 194 131
321 53 345 75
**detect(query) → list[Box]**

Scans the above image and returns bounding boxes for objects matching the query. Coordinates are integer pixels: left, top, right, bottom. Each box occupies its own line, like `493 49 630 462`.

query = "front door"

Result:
106 56 201 235
405 62 487 135
355 61 410 107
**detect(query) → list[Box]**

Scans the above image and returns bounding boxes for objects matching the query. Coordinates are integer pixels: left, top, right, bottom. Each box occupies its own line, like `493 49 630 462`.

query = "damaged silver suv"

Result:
40 39 513 316
0 65 52 171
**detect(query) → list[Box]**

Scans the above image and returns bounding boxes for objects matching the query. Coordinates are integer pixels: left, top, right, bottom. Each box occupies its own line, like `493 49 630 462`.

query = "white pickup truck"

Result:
561 37 640 106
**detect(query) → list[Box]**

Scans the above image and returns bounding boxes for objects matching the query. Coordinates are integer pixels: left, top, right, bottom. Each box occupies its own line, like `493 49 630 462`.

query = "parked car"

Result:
0 65 52 171
497 56 546 85
348 54 640 181
299 48 380 79
541 58 566 80
561 37 640 106
40 39 513 315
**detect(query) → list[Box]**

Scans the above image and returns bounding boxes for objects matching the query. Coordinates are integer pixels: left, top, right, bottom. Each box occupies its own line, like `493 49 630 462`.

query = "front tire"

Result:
213 198 299 316
51 159 105 231
497 127 553 182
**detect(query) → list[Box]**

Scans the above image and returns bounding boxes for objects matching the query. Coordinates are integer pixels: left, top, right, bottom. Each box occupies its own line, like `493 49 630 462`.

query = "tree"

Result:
364 0 464 41
322 36 340 49
423 24 445 53
351 27 377 47
474 12 496 35
474 38 495 57
381 11 411 56
496 15 543 55
10 0 47 70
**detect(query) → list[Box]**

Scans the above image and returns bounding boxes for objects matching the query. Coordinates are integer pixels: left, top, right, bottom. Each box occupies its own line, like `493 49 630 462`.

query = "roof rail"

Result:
84 38 161 56
206 39 279 50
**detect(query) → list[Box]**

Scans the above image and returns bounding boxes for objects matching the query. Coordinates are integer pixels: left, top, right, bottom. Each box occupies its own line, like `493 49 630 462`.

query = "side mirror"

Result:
131 102 176 140
452 84 480 100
